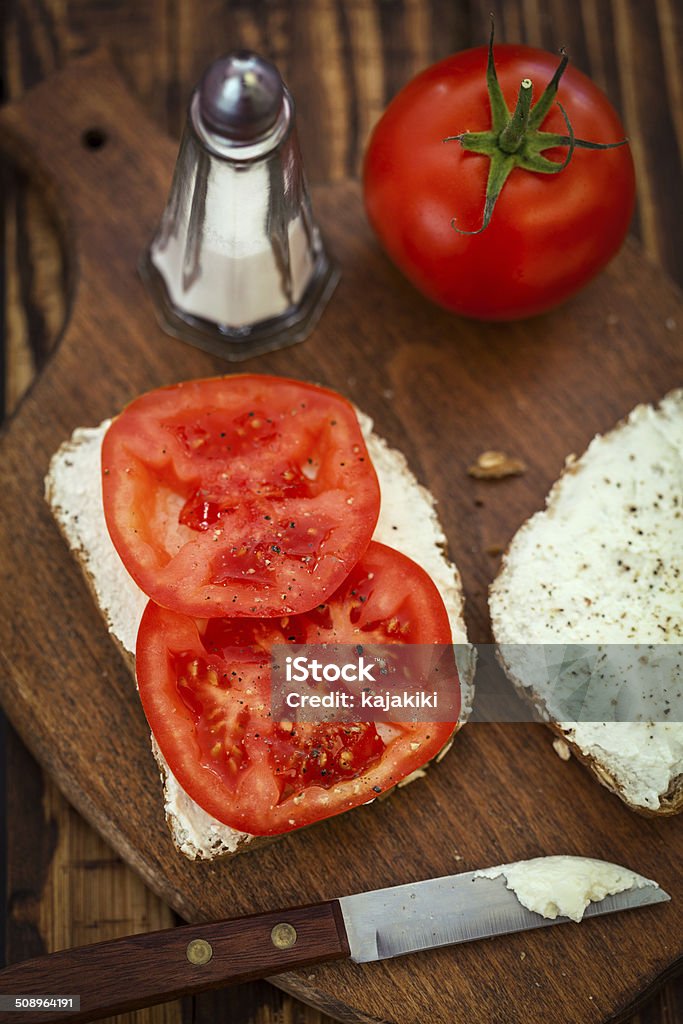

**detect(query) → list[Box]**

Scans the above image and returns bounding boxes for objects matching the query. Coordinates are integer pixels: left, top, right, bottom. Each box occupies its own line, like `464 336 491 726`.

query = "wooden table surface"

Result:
1 2 681 1023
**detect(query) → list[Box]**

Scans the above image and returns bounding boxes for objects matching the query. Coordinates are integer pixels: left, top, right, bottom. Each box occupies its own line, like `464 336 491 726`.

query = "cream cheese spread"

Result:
490 391 683 811
561 722 683 811
490 392 683 643
45 421 148 655
475 855 657 923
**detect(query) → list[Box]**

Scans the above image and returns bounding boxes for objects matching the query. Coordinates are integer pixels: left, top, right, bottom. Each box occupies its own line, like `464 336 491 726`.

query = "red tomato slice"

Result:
135 542 459 835
102 375 380 617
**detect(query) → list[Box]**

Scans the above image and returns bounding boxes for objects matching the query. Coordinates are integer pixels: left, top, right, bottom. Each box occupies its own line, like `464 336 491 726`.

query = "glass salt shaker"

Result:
140 51 339 361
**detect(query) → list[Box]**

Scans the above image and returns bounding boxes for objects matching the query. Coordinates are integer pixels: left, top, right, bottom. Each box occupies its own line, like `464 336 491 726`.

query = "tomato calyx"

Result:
444 19 629 234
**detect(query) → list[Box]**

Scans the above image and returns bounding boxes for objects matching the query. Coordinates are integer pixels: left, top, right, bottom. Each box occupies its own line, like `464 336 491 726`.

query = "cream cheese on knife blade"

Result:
474 855 659 923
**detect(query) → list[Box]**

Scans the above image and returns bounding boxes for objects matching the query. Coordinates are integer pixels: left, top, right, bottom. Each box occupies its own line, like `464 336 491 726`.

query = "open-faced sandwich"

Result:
490 390 683 815
46 374 474 858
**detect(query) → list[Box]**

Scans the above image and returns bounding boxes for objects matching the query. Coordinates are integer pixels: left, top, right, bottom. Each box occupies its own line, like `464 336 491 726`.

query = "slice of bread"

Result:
46 410 474 859
489 391 683 816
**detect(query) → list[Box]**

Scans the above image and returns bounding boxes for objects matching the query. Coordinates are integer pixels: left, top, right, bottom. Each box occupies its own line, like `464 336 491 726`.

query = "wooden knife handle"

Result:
0 900 350 1024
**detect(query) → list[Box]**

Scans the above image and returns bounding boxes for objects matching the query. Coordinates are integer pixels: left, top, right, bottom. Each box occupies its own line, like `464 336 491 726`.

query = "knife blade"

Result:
339 868 669 962
0 859 668 1024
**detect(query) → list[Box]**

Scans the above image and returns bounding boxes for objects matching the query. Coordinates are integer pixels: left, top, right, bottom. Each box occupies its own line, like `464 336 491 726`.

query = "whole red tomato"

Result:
363 39 635 320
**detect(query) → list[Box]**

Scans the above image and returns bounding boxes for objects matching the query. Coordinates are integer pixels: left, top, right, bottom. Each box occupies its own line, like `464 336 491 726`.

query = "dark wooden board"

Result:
0 52 681 1024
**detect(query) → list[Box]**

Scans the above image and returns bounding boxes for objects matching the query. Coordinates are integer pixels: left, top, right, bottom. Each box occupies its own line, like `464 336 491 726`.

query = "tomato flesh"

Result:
135 542 459 835
268 723 386 794
102 376 380 617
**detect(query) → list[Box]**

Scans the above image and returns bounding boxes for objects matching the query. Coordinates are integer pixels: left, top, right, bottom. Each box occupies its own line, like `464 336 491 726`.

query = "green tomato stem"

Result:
498 79 534 153
445 20 629 234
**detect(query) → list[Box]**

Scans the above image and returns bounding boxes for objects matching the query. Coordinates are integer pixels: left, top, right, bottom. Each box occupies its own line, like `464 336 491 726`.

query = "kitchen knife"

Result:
0 862 668 1024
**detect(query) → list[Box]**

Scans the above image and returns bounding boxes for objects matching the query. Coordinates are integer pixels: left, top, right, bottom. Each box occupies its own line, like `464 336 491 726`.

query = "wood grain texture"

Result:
4 731 181 1024
0 902 349 1024
0 52 682 1024
2 0 683 266
1 3 682 1024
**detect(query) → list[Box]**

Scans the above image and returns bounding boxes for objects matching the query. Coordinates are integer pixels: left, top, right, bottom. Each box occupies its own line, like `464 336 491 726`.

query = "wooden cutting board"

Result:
0 52 681 1024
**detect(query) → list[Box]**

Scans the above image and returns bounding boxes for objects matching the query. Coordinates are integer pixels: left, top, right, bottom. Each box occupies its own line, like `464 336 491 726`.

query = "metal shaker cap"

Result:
198 52 284 142
140 50 339 362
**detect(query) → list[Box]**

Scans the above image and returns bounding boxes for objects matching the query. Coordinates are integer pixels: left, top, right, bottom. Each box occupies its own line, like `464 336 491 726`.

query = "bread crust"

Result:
495 650 683 817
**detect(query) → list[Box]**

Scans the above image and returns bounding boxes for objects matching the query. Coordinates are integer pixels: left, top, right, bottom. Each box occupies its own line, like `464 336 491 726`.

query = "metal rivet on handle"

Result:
271 922 297 949
186 938 213 965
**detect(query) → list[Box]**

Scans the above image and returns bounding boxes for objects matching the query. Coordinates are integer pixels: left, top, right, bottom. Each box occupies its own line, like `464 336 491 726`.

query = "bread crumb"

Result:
552 736 572 762
520 951 526 961
468 450 526 479
486 544 504 557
